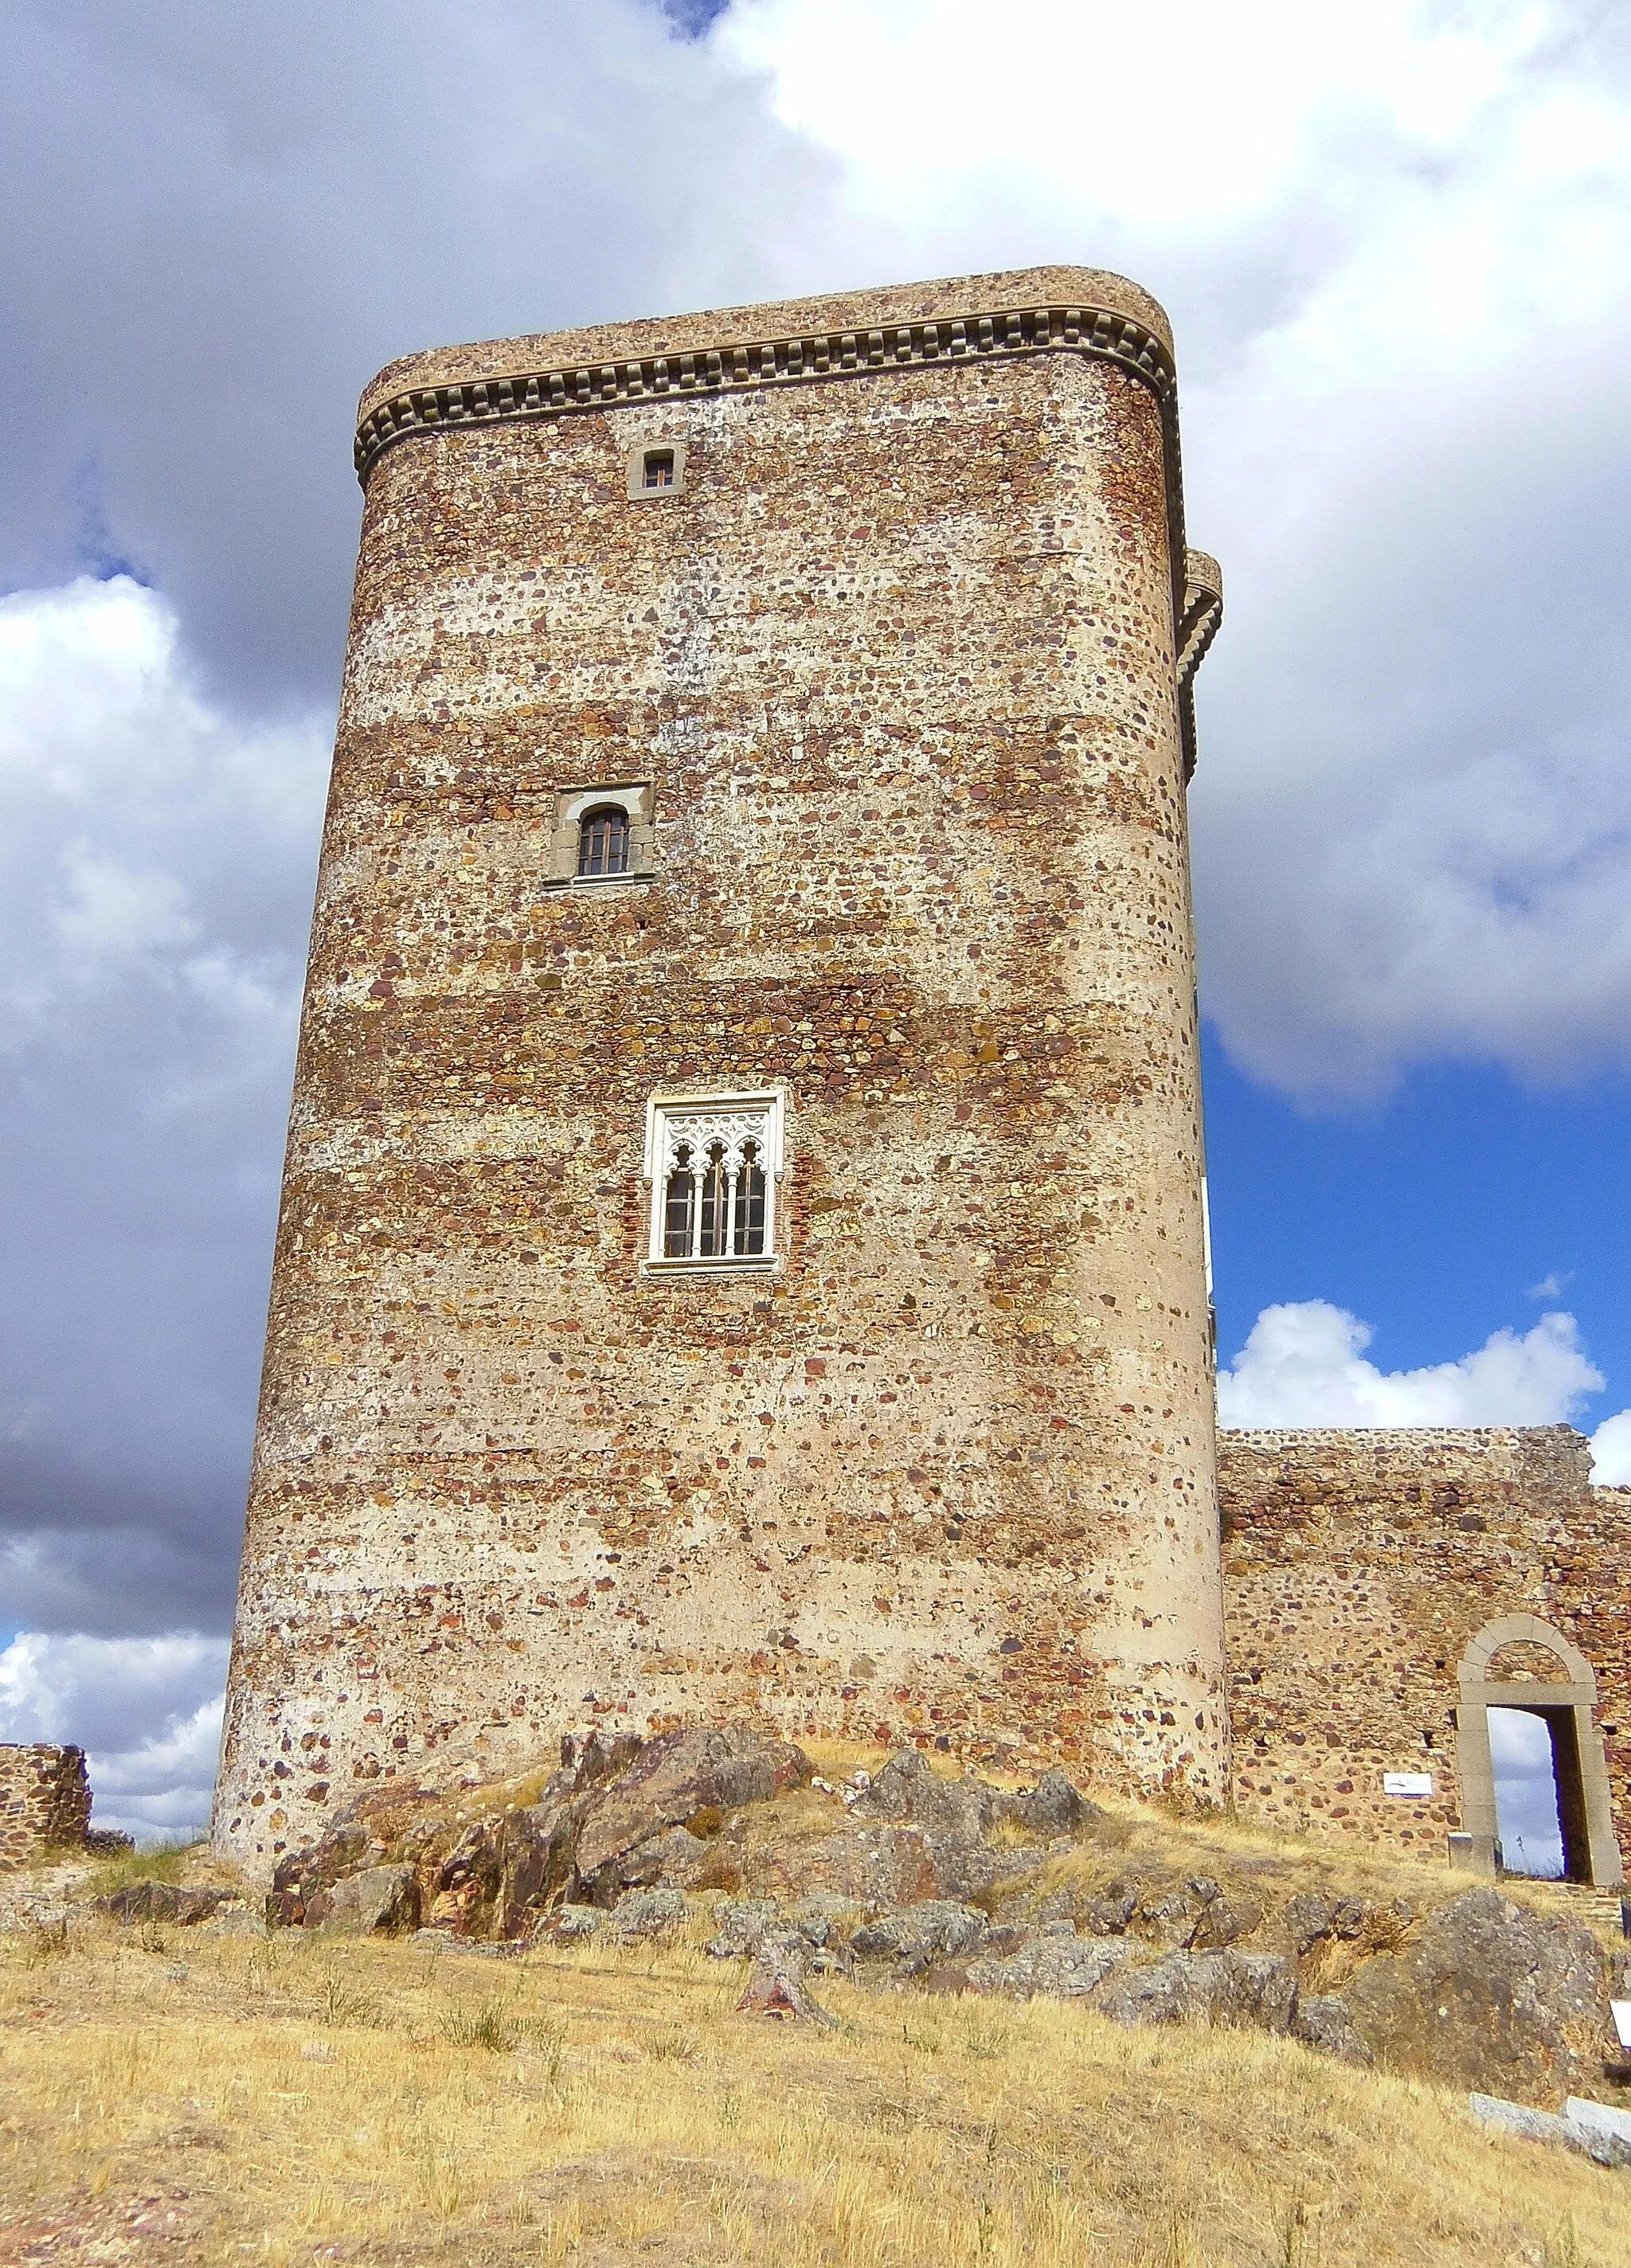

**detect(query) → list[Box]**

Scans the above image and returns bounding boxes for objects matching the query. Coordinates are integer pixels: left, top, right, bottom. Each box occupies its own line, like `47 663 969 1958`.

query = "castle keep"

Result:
215 267 1227 1871
215 266 1626 1894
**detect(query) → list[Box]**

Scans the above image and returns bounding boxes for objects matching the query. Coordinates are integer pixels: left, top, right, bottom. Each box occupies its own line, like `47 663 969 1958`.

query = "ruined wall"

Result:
0 1744 92 1867
214 267 1225 1878
1219 1429 1631 1871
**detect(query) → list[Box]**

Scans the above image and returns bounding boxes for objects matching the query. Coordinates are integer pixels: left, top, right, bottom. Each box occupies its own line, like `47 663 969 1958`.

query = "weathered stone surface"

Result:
213 267 1229 1885
99 1883 233 1927
761 1822 940 1910
1096 1949 1298 2034
737 1934 835 2027
1471 2091 1631 2169
607 1888 687 1938
1289 1993 1373 2067
1191 1891 1263 1951
573 1728 811 1893
1081 1885 1139 1935
706 1898 783 1959
1344 1888 1613 2106
0 1745 93 1867
851 1899 988 1975
305 1864 419 1934
965 1928 1134 2001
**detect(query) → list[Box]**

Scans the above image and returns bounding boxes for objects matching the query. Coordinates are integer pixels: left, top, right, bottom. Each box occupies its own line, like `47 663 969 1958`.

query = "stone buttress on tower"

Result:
214 267 1227 1875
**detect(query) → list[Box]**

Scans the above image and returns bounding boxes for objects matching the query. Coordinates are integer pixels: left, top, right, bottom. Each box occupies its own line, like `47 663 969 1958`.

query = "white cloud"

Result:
0 1631 229 1843
1589 1409 1631 1485
1216 1300 1603 1429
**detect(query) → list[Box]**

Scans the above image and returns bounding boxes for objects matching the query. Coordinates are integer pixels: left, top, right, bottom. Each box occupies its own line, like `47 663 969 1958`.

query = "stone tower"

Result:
214 266 1226 1875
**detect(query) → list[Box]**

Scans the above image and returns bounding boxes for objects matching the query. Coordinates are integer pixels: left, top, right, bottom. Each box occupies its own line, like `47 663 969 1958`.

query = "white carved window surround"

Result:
641 1090 785 1271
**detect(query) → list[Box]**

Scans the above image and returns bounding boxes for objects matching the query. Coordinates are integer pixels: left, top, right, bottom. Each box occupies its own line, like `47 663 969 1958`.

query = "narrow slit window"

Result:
578 804 631 878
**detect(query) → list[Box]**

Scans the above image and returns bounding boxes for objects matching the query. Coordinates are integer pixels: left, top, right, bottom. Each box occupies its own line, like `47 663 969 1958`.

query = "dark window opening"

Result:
578 804 631 878
642 450 675 491
662 1137 767 1260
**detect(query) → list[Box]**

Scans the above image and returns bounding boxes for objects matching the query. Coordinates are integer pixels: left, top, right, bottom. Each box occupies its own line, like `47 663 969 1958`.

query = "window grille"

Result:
577 804 631 878
645 1093 782 1268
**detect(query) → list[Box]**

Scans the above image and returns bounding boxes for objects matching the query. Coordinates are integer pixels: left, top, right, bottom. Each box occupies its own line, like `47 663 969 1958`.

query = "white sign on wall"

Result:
1382 1772 1434 1797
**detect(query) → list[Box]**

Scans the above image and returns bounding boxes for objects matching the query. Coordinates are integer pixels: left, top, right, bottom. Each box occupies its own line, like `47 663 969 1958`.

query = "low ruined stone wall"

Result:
0 1744 92 1867
1218 1428 1631 1874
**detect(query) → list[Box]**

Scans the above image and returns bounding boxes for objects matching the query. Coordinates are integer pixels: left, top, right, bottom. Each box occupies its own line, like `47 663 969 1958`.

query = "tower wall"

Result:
215 268 1225 1875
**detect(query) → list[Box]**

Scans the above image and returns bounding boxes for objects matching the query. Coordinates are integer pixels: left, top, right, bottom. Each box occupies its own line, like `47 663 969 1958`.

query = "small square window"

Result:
626 440 687 501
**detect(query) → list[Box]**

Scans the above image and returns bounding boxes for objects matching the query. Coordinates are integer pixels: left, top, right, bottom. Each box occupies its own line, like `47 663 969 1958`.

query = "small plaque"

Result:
1383 1772 1434 1797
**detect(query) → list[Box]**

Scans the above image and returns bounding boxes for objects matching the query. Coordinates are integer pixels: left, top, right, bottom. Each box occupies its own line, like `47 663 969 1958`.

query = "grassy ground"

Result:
0 1881 1622 2267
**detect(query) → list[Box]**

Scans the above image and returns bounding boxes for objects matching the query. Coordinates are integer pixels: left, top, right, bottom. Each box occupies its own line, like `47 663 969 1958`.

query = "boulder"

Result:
1343 1888 1614 2106
851 1900 989 1975
1007 1767 1101 1838
573 1726 812 1896
1290 1992 1373 2066
607 1888 688 1939
764 1822 940 1910
966 1928 1134 2001
99 1882 232 1926
1191 1892 1264 1951
1081 1885 1138 1936
1283 1891 1366 1957
304 1864 418 1935
706 1899 783 1959
1096 1949 1298 2035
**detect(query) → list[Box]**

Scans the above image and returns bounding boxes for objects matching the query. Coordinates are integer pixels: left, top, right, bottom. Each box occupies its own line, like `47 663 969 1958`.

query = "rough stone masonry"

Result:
214 267 1229 1876
213 265 1628 1895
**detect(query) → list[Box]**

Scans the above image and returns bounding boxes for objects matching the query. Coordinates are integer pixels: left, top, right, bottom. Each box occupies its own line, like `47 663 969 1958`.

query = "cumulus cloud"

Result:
0 575 329 1636
0 1632 229 1842
1216 1300 1603 1429
1588 1410 1631 1486
1488 1705 1564 1878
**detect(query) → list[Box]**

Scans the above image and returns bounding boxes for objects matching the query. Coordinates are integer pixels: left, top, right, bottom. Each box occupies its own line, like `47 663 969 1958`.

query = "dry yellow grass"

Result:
0 1888 1623 2267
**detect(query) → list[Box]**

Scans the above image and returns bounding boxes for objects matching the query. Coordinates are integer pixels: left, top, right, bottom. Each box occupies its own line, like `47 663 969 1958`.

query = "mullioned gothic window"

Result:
643 1093 784 1270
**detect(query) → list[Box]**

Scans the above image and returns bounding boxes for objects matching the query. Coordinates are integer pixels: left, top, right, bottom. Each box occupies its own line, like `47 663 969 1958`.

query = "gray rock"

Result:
1081 1887 1138 1935
1284 1891 1366 1957
305 1864 419 1935
1191 1893 1262 1951
850 1750 995 1844
573 1726 812 1891
1472 2092 1631 2168
1003 1769 1100 1838
1136 1883 1208 1948
789 1895 861 1948
851 1898 990 1974
615 1824 710 1889
1344 1888 1613 2102
608 1888 688 1938
536 1903 604 1941
1097 1949 1298 2034
99 1882 233 1927
965 1931 1134 2001
706 1898 783 1959
1290 1993 1374 2066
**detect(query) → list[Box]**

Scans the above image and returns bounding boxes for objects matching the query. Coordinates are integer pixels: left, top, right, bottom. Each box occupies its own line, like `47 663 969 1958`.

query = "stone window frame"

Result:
542 782 656 890
626 440 687 501
1451 1613 1623 1887
639 1088 787 1276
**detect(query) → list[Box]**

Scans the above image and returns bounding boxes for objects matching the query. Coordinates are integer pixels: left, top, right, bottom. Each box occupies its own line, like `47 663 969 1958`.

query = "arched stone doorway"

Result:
1454 1614 1622 1886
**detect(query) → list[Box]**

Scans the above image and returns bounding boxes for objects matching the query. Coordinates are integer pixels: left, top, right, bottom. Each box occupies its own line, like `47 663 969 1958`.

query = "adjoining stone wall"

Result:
0 1744 92 1867
215 266 1226 1879
1218 1428 1630 1877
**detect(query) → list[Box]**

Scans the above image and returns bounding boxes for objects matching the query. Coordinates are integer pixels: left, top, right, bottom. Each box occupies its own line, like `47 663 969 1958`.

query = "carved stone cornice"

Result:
353 297 1215 775
352 302 1175 487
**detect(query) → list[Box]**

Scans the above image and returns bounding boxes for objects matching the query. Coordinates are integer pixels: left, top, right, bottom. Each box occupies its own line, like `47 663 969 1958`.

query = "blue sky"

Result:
1206 1038 1631 1415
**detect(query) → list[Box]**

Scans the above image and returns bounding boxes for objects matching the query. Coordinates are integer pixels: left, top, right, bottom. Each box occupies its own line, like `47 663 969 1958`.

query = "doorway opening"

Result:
1488 1704 1590 1879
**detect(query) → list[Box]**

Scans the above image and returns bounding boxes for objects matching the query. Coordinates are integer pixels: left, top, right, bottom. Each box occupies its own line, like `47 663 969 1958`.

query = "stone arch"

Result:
1454 1613 1621 1886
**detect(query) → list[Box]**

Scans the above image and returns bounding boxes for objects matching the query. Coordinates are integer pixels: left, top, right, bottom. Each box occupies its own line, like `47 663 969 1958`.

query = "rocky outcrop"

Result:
98 1883 233 1926
258 1734 1623 2109
1343 1888 1613 2106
